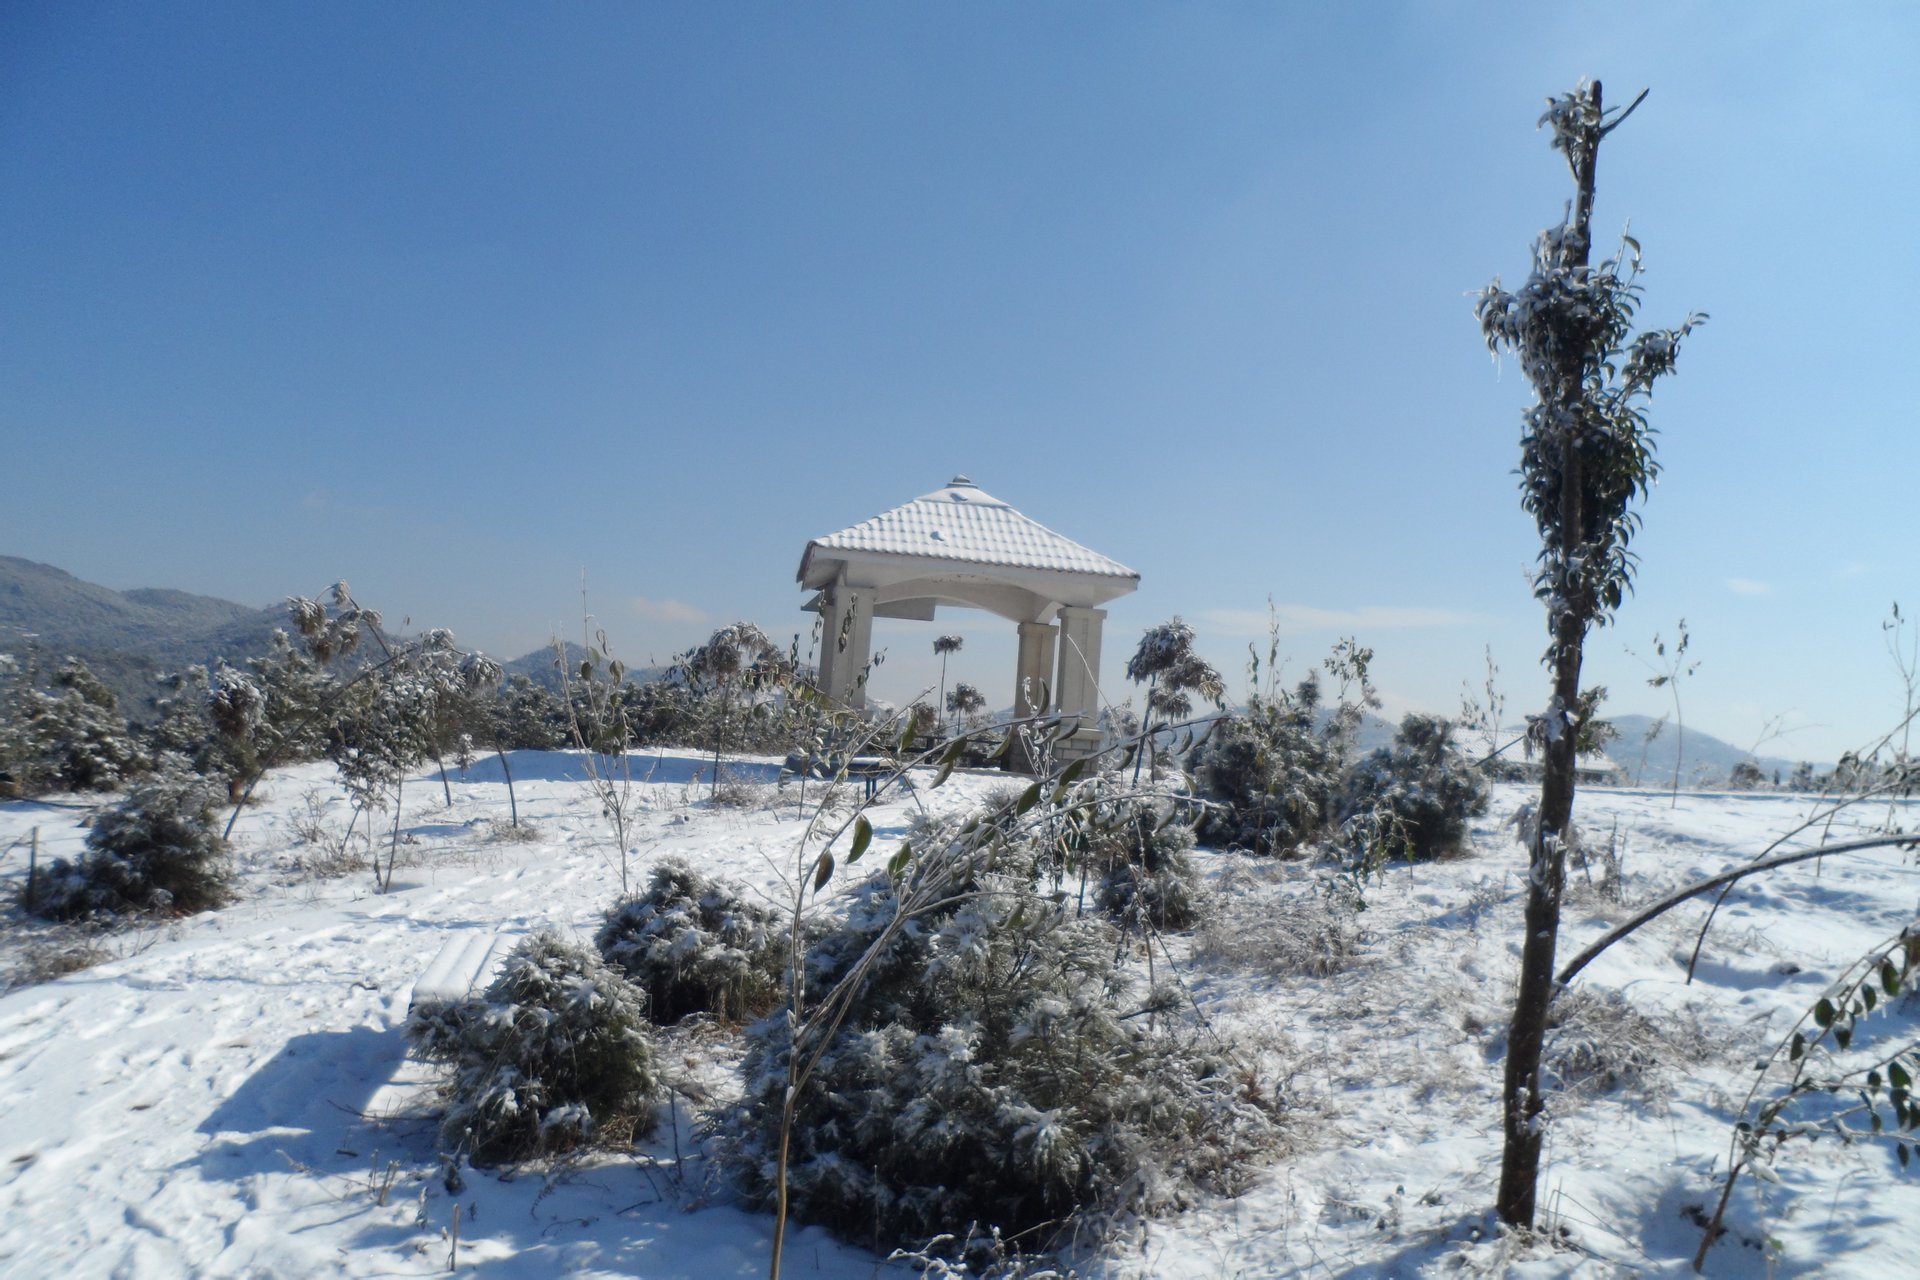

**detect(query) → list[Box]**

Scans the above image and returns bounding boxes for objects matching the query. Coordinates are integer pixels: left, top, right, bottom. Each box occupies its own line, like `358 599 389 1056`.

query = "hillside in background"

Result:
1600 713 1811 787
0 556 282 717
504 643 671 693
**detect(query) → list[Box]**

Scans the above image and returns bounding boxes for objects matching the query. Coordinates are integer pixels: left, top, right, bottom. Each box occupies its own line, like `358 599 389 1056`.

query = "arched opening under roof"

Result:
798 475 1139 772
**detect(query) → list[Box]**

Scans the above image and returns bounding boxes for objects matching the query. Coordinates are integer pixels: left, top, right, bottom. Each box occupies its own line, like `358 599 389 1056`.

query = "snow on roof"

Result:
799 475 1138 582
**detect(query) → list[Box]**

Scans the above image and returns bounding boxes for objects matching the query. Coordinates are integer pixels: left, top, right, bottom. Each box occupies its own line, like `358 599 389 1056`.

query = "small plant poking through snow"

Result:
29 760 234 921
728 868 1281 1253
595 858 784 1024
407 931 662 1164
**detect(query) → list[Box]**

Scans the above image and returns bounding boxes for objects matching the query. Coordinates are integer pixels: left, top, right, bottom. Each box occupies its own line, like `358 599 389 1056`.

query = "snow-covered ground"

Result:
1 753 1915 1278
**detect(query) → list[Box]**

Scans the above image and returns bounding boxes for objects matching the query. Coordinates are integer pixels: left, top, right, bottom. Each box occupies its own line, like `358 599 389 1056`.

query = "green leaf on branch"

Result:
886 840 913 881
1815 998 1836 1028
849 815 873 863
931 740 967 789
813 852 834 891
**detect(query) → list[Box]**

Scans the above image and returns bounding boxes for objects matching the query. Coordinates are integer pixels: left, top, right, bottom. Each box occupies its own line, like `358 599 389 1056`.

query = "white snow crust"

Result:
2 753 1916 1277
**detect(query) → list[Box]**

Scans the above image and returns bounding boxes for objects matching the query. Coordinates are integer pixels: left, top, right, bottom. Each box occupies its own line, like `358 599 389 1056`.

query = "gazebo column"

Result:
1008 621 1058 774
819 578 876 710
1053 606 1107 761
815 585 845 701
841 587 875 709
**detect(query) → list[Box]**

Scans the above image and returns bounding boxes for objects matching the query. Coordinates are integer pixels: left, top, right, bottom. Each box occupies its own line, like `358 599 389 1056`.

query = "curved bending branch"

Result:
1557 833 1920 986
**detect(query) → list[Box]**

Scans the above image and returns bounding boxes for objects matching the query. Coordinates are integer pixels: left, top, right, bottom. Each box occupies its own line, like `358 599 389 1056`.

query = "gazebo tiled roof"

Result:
797 476 1137 587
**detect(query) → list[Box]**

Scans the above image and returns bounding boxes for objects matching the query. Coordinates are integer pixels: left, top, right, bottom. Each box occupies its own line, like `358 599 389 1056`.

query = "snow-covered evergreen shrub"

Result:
729 870 1279 1251
497 674 568 749
0 656 144 796
29 761 233 920
1089 795 1202 930
407 931 662 1163
595 859 783 1024
1335 714 1489 863
1191 682 1339 856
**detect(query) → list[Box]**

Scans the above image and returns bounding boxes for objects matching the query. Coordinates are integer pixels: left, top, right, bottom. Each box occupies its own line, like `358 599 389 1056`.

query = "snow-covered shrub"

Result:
1191 684 1339 856
1195 870 1363 979
595 858 784 1024
1543 987 1709 1098
0 656 145 796
709 775 778 809
1088 794 1202 930
1335 714 1489 863
29 762 233 920
728 869 1279 1251
407 931 662 1163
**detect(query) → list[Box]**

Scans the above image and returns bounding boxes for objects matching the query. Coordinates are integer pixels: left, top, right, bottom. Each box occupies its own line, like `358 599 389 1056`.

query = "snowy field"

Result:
2 751 1916 1278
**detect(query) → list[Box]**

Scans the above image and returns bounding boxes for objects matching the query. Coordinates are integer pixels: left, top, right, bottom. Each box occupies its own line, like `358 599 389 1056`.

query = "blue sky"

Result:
3 3 1916 764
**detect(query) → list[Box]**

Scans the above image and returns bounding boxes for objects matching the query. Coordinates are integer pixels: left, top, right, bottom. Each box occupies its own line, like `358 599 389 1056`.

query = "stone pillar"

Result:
1008 621 1058 774
816 584 845 702
1053 606 1106 760
841 586 875 710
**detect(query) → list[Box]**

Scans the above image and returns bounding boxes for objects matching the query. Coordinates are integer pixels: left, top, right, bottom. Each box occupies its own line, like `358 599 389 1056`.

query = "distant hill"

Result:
504 642 670 693
1598 713 1812 787
0 556 282 718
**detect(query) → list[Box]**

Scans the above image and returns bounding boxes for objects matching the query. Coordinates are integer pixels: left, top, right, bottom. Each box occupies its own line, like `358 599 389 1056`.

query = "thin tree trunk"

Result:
1671 694 1685 809
1496 78 1601 1232
1132 675 1157 786
385 776 404 892
495 744 518 827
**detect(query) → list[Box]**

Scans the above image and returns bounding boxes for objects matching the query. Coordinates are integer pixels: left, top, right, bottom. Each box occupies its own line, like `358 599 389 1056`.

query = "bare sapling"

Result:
1475 79 1704 1228
1125 617 1225 785
555 618 640 896
1629 618 1699 804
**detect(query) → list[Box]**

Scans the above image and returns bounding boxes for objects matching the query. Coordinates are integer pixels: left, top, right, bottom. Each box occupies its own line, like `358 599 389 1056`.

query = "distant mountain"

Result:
0 556 282 718
1598 713 1812 788
504 642 670 693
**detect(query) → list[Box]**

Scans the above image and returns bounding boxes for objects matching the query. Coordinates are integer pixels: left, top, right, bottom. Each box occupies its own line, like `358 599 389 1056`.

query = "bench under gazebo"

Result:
797 475 1139 770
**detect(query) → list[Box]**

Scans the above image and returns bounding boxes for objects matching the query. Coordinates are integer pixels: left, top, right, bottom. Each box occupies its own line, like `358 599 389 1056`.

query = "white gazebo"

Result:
797 475 1139 768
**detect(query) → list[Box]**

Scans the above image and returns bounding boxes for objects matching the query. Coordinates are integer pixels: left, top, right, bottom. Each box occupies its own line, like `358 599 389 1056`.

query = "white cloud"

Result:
1197 603 1484 636
628 595 707 625
1725 578 1772 596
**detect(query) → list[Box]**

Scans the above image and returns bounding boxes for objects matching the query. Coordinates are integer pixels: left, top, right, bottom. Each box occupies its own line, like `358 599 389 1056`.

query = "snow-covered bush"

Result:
407 931 662 1164
0 656 145 796
595 859 784 1024
1191 682 1340 856
1195 868 1363 979
29 762 233 920
1543 986 1708 1098
1088 794 1202 930
728 870 1279 1251
1336 714 1489 863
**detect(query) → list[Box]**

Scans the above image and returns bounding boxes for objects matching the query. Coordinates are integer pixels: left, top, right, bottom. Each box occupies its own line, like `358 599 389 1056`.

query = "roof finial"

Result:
948 473 974 487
